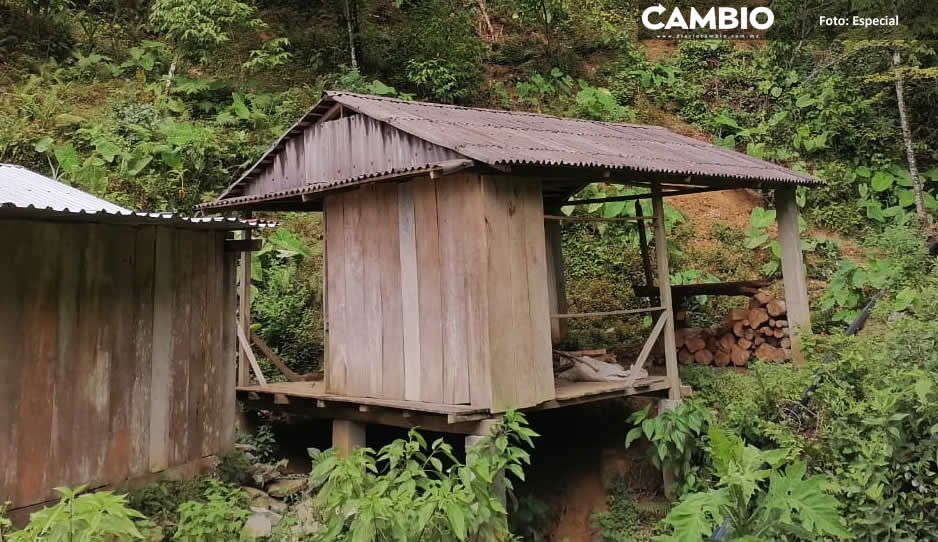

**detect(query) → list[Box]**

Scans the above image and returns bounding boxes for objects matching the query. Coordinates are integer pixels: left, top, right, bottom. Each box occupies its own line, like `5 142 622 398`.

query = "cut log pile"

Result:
675 291 791 367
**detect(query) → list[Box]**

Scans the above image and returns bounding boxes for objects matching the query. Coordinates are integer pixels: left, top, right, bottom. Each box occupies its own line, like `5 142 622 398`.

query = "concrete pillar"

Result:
332 419 366 457
775 188 811 365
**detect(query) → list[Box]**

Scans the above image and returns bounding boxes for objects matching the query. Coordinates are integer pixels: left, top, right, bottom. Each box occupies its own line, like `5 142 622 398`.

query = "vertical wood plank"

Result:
0 222 28 503
48 224 84 495
88 227 116 487
16 223 58 506
220 244 238 448
414 177 445 404
776 187 811 365
483 177 515 412
438 176 471 404
521 180 554 404
377 182 404 400
325 196 349 394
465 175 491 410
187 232 208 460
506 179 535 408
169 230 192 465
398 181 422 402
343 190 367 397
149 227 174 472
652 183 680 400
360 184 384 398
130 227 156 476
104 227 136 486
201 232 222 457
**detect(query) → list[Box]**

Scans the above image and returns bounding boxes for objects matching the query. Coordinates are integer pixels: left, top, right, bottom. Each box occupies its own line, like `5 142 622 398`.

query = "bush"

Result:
173 480 251 541
10 486 148 541
307 410 536 542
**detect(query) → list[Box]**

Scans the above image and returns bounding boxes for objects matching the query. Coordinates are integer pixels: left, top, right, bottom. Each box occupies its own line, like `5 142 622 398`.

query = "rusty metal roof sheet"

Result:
0 164 267 229
203 91 820 210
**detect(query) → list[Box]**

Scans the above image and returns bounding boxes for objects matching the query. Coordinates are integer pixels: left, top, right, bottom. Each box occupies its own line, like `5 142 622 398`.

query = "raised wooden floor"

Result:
238 375 670 434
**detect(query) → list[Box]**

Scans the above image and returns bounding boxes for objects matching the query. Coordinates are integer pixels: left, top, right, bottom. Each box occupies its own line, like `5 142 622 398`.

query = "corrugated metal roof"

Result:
328 92 818 185
0 164 268 229
203 91 820 210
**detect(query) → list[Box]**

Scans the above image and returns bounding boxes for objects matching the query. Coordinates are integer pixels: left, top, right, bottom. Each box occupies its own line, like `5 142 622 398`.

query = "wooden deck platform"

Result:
237 375 670 435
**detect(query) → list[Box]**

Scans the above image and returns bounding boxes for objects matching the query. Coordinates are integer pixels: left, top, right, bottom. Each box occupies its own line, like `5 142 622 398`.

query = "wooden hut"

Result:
200 92 819 447
0 164 257 516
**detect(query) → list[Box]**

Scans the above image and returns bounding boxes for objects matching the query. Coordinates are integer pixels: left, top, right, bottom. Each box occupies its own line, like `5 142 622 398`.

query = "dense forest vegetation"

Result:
2 0 938 540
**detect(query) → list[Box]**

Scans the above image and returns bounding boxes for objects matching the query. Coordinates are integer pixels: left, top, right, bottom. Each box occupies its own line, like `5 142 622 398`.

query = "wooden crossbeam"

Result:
633 311 669 374
250 331 303 382
236 325 268 386
544 214 654 223
550 306 665 319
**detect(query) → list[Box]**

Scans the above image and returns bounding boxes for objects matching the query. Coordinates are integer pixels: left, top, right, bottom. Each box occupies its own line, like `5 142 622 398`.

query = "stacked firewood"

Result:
675 291 791 367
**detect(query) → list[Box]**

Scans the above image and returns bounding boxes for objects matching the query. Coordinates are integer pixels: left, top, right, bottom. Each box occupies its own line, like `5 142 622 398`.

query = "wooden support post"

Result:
238 212 252 386
544 218 568 342
332 419 366 457
635 200 654 288
776 188 811 365
651 183 680 400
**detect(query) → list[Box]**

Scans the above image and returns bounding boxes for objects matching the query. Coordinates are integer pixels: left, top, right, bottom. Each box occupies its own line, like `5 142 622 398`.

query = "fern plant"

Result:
656 428 851 541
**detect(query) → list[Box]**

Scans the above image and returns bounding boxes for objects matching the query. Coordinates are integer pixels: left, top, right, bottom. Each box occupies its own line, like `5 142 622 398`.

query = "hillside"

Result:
2 1 938 540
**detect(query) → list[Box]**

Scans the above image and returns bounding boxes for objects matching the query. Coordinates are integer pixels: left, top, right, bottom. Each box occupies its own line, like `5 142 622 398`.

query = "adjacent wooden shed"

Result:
0 165 255 515
200 92 820 442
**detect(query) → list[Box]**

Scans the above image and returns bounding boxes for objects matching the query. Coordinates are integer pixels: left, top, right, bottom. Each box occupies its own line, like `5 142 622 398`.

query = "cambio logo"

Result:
642 4 775 31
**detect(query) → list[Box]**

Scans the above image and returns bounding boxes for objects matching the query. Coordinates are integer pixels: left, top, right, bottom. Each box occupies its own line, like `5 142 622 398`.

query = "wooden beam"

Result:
224 239 262 252
559 186 720 207
635 200 654 288
236 325 268 386
544 218 568 342
775 188 811 365
250 331 302 382
633 311 668 374
651 183 680 400
238 213 252 386
544 214 653 223
633 279 776 299
551 306 665 319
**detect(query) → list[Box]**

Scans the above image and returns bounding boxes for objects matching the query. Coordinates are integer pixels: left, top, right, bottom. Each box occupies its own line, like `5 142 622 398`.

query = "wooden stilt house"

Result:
200 92 819 444
0 165 259 517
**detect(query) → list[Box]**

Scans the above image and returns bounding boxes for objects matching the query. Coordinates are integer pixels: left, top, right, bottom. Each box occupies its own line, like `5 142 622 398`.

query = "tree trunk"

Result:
344 0 359 69
892 49 928 227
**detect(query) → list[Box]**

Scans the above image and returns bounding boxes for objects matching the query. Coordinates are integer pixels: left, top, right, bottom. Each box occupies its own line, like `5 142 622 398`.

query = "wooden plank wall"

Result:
0 220 237 511
324 174 554 411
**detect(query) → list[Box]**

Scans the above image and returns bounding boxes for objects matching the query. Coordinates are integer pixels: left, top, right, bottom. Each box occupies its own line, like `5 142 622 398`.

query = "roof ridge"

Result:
327 90 667 131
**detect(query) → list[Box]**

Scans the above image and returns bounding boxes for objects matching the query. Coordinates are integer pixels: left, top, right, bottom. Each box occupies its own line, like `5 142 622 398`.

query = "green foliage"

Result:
818 225 935 325
172 480 251 542
308 410 536 542
216 449 254 486
237 423 279 464
9 486 147 541
508 495 550 542
591 477 657 542
657 428 850 542
625 402 711 497
128 477 219 532
149 0 263 60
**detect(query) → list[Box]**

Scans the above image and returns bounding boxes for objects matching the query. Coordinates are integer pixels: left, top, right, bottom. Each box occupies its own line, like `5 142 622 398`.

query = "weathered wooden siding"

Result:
0 221 237 511
242 114 464 198
324 174 554 410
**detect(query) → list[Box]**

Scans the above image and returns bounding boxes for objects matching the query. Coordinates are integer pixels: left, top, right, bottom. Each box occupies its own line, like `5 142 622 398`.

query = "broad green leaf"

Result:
795 95 816 108
33 136 54 153
854 165 871 178
894 288 915 311
870 171 894 192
